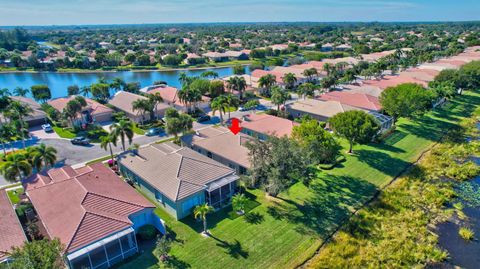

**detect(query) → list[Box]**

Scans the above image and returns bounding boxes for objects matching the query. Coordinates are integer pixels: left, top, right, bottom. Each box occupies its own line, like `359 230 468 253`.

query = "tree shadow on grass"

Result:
163 255 191 269
243 212 264 224
266 175 377 238
355 149 410 177
210 236 249 259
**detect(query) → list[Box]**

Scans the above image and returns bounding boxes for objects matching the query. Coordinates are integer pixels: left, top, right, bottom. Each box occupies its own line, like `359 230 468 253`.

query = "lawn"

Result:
7 187 24 204
52 126 76 139
119 91 480 269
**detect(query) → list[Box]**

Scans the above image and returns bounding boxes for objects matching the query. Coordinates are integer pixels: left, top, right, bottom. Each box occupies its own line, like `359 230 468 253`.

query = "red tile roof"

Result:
0 190 26 261
363 75 428 90
251 69 285 83
147 86 209 108
48 96 113 116
317 91 382 111
24 163 154 253
241 114 298 137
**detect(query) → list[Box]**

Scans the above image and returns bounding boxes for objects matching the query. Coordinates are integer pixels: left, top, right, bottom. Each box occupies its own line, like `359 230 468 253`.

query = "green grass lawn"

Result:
52 126 76 139
119 91 480 269
7 187 24 204
132 124 146 135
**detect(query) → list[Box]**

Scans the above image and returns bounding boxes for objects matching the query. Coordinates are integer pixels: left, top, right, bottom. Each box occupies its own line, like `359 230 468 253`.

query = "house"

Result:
202 51 248 62
316 91 382 112
270 44 289 51
7 96 48 126
286 98 359 122
109 91 169 123
23 163 163 269
400 68 440 82
0 190 26 266
250 69 285 89
147 85 210 112
118 142 239 220
363 75 429 90
48 96 114 125
240 113 298 139
181 126 251 175
335 44 352 51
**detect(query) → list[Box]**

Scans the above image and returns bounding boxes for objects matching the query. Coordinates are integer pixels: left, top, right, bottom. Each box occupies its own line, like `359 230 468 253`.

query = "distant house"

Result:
6 96 48 126
109 91 169 123
182 126 251 175
0 190 26 266
335 44 352 51
316 91 382 112
48 96 114 125
202 51 248 62
240 114 298 140
320 43 333 52
147 85 210 112
118 142 239 220
23 163 163 269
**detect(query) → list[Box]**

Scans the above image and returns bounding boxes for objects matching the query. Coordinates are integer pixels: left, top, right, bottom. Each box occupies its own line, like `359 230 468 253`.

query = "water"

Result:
0 66 241 99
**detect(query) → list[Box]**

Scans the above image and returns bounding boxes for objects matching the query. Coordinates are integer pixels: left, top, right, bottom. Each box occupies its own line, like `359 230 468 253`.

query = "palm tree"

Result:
110 78 126 92
147 93 164 120
7 101 33 149
271 86 290 111
210 95 229 123
80 86 91 97
302 68 318 83
178 72 189 86
0 124 14 155
13 87 29 97
132 99 150 124
282 73 297 90
258 74 276 96
225 94 239 119
110 119 134 151
100 134 117 165
194 203 214 235
232 193 248 215
298 83 315 100
1 153 32 182
200 71 219 79
32 143 57 171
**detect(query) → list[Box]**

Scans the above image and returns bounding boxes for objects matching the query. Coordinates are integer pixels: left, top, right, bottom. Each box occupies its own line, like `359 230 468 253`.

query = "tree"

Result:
110 77 126 92
329 110 380 154
226 76 247 101
270 86 290 111
148 92 164 120
100 134 117 165
32 143 57 171
303 68 318 82
67 85 80 96
379 83 433 125
292 119 340 164
282 73 297 90
225 94 240 119
132 98 152 124
6 100 33 148
0 124 15 155
30 85 51 103
211 95 229 123
245 136 308 196
90 83 111 103
258 74 276 96
80 85 91 97
233 64 245 75
298 82 315 99
9 239 64 269
13 87 29 97
125 82 141 93
200 70 219 79
232 193 248 214
110 119 134 151
154 235 172 262
208 80 225 98
0 152 32 182
63 96 87 127
194 203 214 235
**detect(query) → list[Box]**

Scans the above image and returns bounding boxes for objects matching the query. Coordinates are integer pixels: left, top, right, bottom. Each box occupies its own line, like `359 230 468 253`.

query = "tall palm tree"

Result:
270 86 290 111
7 101 33 149
282 73 297 90
148 93 164 120
110 119 134 151
0 124 14 155
178 72 189 86
132 99 150 124
110 78 126 92
200 71 219 79
32 143 57 171
298 82 315 100
210 95 229 123
258 74 276 96
100 134 117 165
227 76 247 101
13 87 29 97
1 153 32 182
194 203 214 235
225 94 239 119
80 86 91 97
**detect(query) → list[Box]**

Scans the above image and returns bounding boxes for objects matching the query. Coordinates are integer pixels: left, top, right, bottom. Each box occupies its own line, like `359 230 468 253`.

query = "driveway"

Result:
29 125 60 139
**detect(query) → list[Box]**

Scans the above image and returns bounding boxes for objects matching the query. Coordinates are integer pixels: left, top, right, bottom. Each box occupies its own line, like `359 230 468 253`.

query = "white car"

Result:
41 124 53 133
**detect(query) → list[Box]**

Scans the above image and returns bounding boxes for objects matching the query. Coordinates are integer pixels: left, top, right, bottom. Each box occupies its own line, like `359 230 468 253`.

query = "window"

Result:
207 151 213 158
70 254 91 269
89 246 108 268
105 240 123 265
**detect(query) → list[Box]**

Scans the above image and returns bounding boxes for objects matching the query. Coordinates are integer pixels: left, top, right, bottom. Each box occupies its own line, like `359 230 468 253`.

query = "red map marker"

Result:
228 118 242 135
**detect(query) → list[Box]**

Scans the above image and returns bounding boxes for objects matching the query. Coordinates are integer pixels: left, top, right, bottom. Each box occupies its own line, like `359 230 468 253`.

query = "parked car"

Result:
41 124 53 133
145 127 163 136
196 115 211 123
238 106 249 112
71 136 90 145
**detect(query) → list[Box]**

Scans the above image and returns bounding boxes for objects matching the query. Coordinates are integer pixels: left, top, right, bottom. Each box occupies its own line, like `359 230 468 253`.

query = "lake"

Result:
0 66 244 99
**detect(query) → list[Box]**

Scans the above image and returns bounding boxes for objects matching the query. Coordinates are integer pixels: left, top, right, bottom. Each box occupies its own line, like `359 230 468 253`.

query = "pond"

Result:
0 66 247 99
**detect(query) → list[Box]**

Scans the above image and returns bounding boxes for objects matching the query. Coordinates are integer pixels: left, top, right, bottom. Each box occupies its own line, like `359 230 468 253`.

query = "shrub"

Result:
459 227 474 241
138 225 158 240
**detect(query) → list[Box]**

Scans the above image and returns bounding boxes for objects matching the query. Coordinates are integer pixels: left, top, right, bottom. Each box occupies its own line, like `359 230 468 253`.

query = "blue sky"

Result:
0 0 479 26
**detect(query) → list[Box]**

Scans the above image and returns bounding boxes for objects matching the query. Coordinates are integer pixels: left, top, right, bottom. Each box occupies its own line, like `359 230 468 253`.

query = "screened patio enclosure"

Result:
67 228 138 269
206 174 239 208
